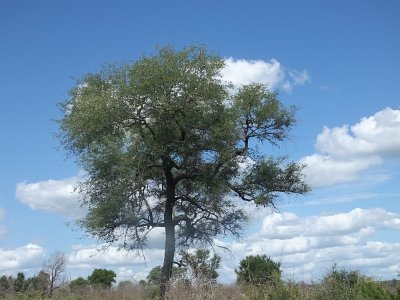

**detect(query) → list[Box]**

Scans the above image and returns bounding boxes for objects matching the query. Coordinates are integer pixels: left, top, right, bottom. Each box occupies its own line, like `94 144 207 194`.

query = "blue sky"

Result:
1 0 399 283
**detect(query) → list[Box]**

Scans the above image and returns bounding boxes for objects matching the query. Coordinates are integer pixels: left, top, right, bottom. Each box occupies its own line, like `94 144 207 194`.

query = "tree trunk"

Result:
160 164 176 300
160 199 175 300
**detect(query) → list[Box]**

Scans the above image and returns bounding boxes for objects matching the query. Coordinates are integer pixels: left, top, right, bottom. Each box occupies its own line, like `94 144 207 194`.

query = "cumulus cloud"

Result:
301 107 400 187
67 244 164 269
1 208 398 283
0 244 45 272
66 243 165 282
15 175 84 220
221 58 310 92
218 207 400 282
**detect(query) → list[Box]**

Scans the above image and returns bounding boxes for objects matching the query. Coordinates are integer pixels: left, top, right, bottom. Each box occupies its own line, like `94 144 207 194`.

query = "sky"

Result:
1 0 399 284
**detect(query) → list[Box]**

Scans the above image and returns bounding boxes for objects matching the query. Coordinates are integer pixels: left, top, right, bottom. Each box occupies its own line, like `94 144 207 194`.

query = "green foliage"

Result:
180 249 221 284
235 255 281 286
58 45 310 297
146 265 184 285
13 272 25 293
23 271 49 297
314 265 395 300
87 269 116 289
69 277 89 293
58 44 308 249
146 266 163 286
0 275 13 297
1 270 400 299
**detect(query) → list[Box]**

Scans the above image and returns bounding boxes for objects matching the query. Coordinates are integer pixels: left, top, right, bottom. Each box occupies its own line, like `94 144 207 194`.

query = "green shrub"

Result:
236 255 281 286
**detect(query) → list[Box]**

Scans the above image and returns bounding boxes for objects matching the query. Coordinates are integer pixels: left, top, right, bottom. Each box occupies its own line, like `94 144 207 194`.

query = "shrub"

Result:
236 255 281 286
87 269 116 289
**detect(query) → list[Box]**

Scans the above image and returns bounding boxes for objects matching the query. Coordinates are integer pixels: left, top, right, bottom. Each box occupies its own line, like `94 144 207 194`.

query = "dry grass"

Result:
3 278 400 300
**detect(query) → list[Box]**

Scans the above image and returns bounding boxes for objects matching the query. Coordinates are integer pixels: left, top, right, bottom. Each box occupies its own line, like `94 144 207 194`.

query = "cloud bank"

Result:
301 107 400 187
2 207 399 283
218 207 400 283
0 244 45 272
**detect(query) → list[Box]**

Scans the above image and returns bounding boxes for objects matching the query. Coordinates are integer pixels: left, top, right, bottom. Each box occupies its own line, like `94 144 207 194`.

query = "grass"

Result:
2 271 400 299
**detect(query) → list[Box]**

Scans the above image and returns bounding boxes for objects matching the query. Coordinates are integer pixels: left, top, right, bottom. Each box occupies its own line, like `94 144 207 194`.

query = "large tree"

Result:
58 45 309 299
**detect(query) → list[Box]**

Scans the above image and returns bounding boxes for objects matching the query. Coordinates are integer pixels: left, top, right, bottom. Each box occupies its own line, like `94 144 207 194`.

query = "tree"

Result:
14 272 25 293
0 275 13 297
24 271 49 297
235 255 281 286
88 269 116 289
58 45 309 299
43 252 66 296
180 249 221 284
146 265 184 285
69 277 89 293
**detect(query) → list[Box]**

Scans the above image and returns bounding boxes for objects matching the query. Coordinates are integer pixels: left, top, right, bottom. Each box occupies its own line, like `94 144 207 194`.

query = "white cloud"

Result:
258 208 400 239
217 207 400 282
0 243 45 271
221 58 310 92
114 266 150 283
15 175 84 220
301 107 400 187
66 243 165 282
1 208 398 283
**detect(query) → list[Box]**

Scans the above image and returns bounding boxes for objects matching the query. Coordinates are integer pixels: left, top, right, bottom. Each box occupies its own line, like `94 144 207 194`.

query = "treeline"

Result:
1 253 400 299
0 268 118 299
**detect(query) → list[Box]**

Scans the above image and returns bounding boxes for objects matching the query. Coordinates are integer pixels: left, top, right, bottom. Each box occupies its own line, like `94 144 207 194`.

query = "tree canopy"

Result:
235 255 281 286
87 269 116 289
180 249 221 284
58 45 309 298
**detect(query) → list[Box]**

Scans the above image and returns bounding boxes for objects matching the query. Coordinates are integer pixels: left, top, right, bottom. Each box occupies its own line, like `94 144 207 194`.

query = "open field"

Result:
2 275 400 300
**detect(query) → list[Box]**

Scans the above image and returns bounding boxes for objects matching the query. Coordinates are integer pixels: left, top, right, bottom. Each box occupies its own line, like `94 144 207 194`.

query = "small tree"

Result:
14 272 25 293
24 271 49 297
43 252 67 296
180 249 221 284
69 277 89 294
236 255 281 286
0 275 13 297
147 266 163 286
146 265 184 285
317 265 393 300
88 269 116 289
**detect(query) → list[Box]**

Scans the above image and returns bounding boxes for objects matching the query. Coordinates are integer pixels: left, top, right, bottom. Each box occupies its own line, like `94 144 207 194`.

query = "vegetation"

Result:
87 268 116 289
146 265 184 286
58 44 309 299
69 277 89 294
43 252 67 296
235 255 281 286
1 261 399 299
180 249 221 285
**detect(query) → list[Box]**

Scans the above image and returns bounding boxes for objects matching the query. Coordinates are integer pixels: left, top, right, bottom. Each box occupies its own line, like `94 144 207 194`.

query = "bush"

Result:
236 255 281 286
313 265 394 300
69 277 89 294
87 269 116 289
